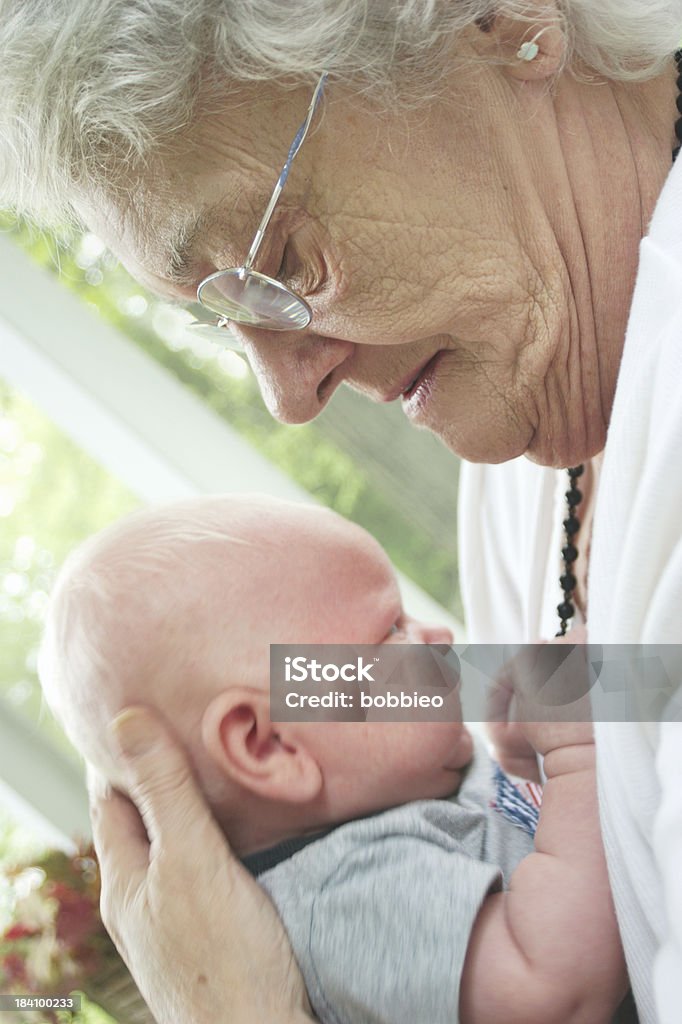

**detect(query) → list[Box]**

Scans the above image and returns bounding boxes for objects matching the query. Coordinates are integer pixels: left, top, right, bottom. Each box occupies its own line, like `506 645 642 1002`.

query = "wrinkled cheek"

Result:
318 299 430 347
315 242 433 345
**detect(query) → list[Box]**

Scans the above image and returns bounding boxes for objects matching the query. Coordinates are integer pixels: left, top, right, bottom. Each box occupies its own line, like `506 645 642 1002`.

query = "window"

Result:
1 216 461 618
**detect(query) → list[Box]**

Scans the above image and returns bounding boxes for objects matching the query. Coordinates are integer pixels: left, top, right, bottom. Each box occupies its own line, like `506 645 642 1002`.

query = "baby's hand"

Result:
486 651 540 779
464 625 627 1024
487 724 540 781
490 626 593 758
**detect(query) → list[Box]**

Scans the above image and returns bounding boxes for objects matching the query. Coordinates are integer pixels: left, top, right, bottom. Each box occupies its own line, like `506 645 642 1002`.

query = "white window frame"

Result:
0 233 463 844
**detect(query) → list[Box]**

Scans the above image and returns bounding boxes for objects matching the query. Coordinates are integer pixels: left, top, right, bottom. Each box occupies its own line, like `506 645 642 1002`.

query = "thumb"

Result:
109 705 228 855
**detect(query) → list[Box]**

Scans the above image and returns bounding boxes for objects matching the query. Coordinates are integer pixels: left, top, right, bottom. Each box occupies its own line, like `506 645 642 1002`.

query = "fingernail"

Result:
109 708 154 757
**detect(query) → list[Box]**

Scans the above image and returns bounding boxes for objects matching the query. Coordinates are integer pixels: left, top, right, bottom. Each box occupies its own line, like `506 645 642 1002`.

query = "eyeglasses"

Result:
189 72 328 348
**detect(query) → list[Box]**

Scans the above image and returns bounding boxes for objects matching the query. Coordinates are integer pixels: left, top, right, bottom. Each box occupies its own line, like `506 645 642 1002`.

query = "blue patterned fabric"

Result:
491 763 541 837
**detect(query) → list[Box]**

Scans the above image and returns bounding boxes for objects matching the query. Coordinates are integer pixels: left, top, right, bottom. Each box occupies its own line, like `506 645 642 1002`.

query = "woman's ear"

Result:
201 688 322 804
474 9 567 82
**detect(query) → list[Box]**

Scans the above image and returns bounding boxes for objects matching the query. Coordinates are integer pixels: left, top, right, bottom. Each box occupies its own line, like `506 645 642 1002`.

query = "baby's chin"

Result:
440 726 475 779
405 724 476 802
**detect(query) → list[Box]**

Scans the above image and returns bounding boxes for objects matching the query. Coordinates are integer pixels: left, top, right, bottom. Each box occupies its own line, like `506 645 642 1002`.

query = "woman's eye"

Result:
272 239 323 296
275 246 288 281
273 242 297 284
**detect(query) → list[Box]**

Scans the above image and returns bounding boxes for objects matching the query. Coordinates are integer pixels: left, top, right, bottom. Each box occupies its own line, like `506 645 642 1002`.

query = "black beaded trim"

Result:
556 465 584 636
556 52 682 637
674 50 682 163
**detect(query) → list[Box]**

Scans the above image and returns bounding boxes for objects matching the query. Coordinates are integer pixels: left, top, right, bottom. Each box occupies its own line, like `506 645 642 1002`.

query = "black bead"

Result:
557 601 575 621
674 145 682 164
560 572 577 592
563 515 581 536
568 464 584 478
562 543 578 563
676 94 682 114
675 117 682 143
565 487 583 507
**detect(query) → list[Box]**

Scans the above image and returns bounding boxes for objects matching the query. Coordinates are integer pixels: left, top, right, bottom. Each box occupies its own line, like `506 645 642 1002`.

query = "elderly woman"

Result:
2 0 682 1021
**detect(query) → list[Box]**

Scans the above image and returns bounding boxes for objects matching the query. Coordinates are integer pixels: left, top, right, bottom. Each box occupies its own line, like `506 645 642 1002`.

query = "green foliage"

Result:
0 211 461 1024
0 214 460 614
0 383 138 753
0 812 116 1024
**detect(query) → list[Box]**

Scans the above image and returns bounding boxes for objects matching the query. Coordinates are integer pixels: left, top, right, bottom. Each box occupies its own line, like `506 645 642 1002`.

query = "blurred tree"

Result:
0 210 461 1024
0 382 138 754
1 216 460 614
0 810 118 1023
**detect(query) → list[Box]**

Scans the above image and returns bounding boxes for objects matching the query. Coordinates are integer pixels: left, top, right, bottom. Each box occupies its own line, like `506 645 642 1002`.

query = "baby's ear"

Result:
201 688 322 803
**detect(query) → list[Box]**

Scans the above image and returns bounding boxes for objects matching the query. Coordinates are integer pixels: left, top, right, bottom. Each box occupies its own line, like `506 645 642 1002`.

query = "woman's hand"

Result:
89 705 315 1024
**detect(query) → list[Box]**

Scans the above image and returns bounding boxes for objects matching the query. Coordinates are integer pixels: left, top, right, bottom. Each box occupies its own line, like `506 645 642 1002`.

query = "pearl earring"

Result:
516 28 545 62
517 40 539 61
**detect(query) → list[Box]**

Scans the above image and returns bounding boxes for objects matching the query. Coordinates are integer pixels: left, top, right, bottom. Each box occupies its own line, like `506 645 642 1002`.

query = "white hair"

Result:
1 0 681 223
39 497 280 816
38 496 255 744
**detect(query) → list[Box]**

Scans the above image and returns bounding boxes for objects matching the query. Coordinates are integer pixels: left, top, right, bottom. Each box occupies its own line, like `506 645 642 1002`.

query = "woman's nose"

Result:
236 329 355 424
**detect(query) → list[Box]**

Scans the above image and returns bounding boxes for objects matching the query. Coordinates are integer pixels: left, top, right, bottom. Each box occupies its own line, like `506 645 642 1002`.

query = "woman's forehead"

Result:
81 85 371 299
110 83 345 290
84 170 267 300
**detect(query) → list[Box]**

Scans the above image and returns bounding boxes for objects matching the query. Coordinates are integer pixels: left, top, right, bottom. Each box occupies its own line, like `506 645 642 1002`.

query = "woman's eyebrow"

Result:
163 190 250 286
164 213 208 286
163 198 233 285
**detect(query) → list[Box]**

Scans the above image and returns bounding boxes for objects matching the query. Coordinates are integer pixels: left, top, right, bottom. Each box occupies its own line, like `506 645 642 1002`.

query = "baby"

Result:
39 495 627 1024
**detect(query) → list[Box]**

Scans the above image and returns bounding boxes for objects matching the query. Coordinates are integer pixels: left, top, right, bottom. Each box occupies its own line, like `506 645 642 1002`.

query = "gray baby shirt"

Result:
243 744 535 1024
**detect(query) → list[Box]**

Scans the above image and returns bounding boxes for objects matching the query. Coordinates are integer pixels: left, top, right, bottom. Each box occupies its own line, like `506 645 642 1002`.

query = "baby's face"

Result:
235 505 473 818
49 498 471 831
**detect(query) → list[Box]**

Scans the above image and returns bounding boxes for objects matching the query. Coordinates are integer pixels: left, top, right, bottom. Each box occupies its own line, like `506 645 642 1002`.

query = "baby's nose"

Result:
405 620 454 645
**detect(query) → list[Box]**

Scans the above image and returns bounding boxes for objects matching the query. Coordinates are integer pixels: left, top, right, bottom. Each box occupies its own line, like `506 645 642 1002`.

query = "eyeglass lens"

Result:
195 72 327 333
197 268 312 331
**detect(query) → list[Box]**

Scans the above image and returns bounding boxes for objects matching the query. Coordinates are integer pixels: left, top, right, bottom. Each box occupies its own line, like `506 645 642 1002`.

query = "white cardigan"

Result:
459 154 682 1024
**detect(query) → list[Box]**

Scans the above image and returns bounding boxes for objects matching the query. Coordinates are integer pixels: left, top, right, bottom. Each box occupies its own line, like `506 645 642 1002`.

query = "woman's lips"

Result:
401 351 444 418
381 351 444 404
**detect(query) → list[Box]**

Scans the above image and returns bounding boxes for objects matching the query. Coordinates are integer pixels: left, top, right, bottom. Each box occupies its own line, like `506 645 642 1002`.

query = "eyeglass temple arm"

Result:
242 72 328 273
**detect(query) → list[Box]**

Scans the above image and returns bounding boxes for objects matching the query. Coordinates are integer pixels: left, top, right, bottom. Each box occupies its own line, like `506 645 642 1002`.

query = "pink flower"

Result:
2 952 28 985
50 884 98 947
4 922 37 940
11 887 57 933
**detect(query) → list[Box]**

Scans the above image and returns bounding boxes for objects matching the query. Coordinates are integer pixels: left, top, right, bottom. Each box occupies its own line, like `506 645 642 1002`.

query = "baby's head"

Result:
40 496 472 854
